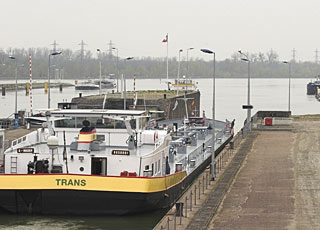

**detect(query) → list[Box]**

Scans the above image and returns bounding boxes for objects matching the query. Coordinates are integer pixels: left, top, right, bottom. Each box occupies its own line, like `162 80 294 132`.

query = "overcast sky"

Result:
1 0 319 61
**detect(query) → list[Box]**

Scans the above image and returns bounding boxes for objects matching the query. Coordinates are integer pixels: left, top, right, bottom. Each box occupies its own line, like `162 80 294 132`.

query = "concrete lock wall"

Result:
71 91 200 120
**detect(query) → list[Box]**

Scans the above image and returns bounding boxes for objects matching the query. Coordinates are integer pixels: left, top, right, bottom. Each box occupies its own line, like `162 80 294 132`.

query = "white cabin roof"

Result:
49 109 146 118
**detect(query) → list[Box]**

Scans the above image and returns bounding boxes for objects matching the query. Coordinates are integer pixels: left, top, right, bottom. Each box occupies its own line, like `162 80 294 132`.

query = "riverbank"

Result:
0 82 73 92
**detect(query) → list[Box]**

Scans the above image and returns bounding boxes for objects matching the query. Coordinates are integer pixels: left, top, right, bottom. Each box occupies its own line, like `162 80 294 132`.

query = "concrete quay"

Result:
153 130 246 230
155 115 320 230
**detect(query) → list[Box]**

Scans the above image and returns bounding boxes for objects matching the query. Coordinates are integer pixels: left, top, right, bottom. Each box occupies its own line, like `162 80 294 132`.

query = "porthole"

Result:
80 167 84 172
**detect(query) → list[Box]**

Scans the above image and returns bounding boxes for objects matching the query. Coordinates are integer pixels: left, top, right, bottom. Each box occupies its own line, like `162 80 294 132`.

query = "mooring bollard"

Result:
215 162 217 176
174 211 176 230
179 203 182 225
203 176 205 194
216 159 218 174
175 202 183 218
167 217 170 230
206 172 208 189
222 154 224 167
222 153 224 167
160 225 164 230
185 196 188 218
194 185 197 205
190 190 193 211
198 180 201 199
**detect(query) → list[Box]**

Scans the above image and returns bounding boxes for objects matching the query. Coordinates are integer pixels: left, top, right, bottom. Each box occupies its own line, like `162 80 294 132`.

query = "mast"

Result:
166 34 169 90
177 87 193 119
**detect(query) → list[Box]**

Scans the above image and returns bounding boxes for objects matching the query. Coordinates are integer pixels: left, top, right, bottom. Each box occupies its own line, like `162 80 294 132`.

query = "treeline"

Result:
0 47 319 80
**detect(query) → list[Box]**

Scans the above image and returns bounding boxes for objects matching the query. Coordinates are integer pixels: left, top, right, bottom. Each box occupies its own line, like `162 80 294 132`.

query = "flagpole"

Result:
166 33 169 90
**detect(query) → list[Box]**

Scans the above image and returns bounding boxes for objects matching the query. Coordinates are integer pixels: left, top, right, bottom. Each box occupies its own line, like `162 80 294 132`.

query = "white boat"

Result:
75 82 100 90
0 107 232 215
94 79 116 89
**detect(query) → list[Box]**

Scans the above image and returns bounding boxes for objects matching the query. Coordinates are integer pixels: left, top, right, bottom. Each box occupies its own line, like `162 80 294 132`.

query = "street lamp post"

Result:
48 51 62 109
283 61 291 111
8 56 18 115
200 48 216 181
97 49 102 95
238 50 251 132
186 47 194 78
123 57 134 110
112 47 119 92
177 49 183 81
177 49 183 95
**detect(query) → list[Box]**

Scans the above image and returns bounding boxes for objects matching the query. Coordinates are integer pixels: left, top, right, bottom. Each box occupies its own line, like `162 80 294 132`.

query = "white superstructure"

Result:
4 109 231 178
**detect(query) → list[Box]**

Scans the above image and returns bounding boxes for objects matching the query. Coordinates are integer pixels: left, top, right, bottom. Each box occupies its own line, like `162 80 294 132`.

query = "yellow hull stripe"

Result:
0 172 187 193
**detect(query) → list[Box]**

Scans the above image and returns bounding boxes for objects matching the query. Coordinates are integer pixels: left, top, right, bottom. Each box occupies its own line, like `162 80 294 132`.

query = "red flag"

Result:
162 34 168 43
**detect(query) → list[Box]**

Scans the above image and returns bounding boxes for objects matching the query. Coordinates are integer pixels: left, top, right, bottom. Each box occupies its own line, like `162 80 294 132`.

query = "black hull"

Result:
0 189 176 215
0 136 232 216
75 87 99 90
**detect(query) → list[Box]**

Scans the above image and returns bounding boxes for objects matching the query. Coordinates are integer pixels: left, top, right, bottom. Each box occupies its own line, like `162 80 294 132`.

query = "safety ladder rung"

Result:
10 157 18 174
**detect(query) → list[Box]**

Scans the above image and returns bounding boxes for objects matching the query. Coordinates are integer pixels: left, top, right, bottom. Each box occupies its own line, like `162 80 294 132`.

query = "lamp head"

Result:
200 49 214 54
238 49 242 54
241 58 249 62
8 56 16 60
179 49 183 52
50 51 62 56
283 61 289 64
97 49 100 52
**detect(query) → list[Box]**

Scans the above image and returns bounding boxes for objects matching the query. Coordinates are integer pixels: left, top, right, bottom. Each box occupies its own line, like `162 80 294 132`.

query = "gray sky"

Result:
1 0 319 61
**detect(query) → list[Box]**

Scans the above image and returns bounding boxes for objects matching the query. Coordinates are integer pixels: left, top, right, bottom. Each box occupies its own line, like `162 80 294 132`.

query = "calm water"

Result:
0 209 168 230
1 78 317 132
0 78 317 229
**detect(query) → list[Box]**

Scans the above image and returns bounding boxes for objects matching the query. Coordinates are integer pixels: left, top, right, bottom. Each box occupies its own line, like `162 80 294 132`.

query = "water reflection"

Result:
0 208 168 230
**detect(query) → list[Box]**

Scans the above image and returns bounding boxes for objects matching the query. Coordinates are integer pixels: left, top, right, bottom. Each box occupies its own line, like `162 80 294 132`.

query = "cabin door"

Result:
91 157 107 175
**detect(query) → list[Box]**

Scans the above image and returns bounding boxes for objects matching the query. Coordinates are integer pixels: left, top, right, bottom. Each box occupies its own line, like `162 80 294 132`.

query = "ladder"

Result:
10 156 17 174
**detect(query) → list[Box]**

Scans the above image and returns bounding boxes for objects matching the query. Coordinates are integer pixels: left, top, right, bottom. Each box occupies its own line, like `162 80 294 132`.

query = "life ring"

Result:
154 131 158 143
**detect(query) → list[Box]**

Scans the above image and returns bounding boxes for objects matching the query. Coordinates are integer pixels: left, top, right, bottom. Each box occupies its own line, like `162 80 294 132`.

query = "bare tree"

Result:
266 49 279 63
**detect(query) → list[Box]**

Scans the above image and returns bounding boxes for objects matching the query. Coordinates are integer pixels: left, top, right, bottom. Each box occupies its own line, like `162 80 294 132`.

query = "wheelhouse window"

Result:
55 118 76 128
54 117 136 129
